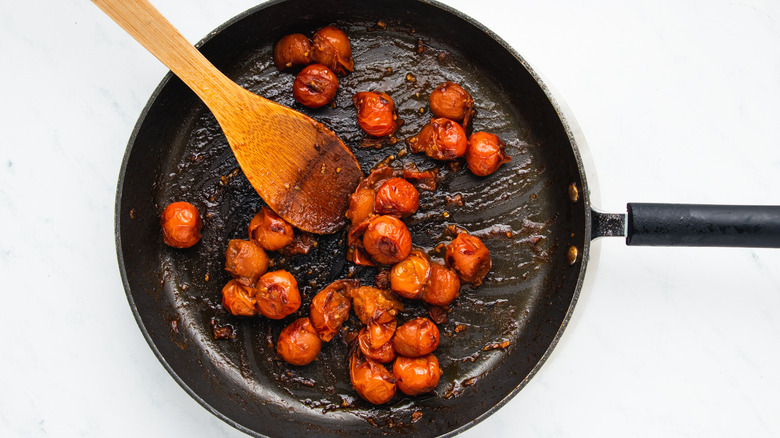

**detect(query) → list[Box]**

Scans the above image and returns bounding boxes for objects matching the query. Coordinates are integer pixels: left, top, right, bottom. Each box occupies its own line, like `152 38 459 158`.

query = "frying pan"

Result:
114 0 780 436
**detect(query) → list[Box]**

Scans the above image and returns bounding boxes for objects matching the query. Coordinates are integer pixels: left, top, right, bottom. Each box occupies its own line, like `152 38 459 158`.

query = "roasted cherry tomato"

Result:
255 270 301 319
374 177 419 218
429 81 475 126
311 25 353 76
358 327 397 363
309 279 358 342
221 280 258 317
224 239 269 286
346 188 376 226
466 132 511 176
273 33 312 71
363 215 412 265
407 117 468 160
293 64 338 108
393 354 442 396
392 317 440 357
248 206 294 251
389 250 431 299
350 352 396 405
366 318 397 350
421 262 460 306
353 91 399 137
277 317 322 366
350 286 403 326
445 232 492 286
160 201 202 248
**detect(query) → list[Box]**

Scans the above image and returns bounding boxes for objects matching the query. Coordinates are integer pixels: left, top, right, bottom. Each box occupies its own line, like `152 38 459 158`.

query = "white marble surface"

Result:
2 0 780 436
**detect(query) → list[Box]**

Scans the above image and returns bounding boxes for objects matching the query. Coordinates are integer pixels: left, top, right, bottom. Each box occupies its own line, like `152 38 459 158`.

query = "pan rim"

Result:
113 0 593 436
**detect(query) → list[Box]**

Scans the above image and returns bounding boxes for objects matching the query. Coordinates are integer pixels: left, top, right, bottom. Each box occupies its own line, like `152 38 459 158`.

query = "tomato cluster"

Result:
161 25 517 408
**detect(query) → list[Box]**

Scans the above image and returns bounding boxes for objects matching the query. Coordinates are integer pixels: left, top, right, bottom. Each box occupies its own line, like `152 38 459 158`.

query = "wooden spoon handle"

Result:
92 0 241 110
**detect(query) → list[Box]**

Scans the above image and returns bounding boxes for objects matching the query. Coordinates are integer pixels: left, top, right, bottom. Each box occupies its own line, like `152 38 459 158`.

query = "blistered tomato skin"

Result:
353 92 399 137
311 26 354 76
407 117 468 161
224 239 269 286
293 64 338 108
248 207 294 251
363 215 412 265
350 353 397 405
358 328 397 363
445 233 492 286
421 262 460 306
160 202 203 248
393 317 440 357
350 286 403 325
389 250 431 299
221 280 258 317
309 279 357 342
273 33 312 71
393 354 442 396
374 177 419 218
277 317 322 366
466 132 512 176
346 188 376 226
429 81 474 124
255 270 301 319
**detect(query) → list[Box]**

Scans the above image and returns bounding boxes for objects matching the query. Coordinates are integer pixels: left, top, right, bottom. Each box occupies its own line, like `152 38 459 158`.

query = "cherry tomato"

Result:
357 327 397 363
353 91 398 137
160 201 202 248
445 232 492 286
429 81 474 125
255 270 301 319
349 352 396 405
393 354 442 396
293 64 338 108
311 25 353 76
309 279 358 342
392 317 440 357
363 215 412 265
221 280 258 317
366 318 397 350
389 250 431 299
421 262 460 307
407 117 468 160
346 188 376 226
224 239 269 286
350 286 403 326
273 33 312 71
277 317 322 366
374 177 419 218
466 132 511 176
248 206 294 251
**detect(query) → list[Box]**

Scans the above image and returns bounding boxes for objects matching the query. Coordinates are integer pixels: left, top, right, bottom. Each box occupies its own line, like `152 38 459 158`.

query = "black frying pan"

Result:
115 0 780 437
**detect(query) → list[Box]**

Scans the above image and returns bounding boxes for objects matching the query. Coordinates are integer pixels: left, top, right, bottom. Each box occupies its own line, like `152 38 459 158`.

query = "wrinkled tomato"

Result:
445 232 492 286
277 317 322 366
466 131 511 176
160 201 202 248
255 270 301 319
293 64 338 108
353 91 399 137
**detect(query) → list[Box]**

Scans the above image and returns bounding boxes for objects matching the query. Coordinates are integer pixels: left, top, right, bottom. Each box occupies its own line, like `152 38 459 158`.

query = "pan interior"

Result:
116 0 587 436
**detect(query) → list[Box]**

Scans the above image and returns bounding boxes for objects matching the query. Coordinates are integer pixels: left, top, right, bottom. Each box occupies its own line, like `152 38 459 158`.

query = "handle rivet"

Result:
568 182 579 203
567 245 578 265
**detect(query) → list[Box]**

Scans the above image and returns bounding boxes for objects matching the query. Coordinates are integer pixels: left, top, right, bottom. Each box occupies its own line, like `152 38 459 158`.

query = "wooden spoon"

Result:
93 0 363 234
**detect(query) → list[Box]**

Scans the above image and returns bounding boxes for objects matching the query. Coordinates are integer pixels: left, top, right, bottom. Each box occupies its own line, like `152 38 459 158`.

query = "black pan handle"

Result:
592 203 780 247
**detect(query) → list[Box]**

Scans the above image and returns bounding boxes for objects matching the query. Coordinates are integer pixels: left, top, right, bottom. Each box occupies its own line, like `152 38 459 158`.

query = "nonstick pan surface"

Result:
115 0 588 436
